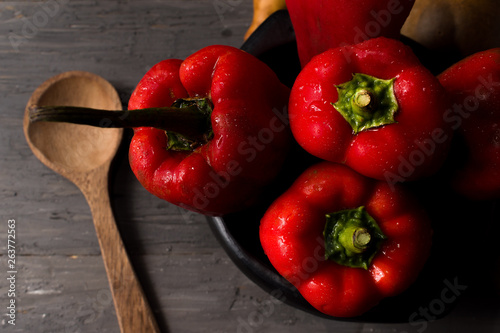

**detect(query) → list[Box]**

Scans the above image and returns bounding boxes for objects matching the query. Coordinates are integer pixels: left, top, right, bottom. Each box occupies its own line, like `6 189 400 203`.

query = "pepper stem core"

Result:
333 73 398 134
324 206 386 269
29 97 213 151
354 90 372 109
339 226 371 254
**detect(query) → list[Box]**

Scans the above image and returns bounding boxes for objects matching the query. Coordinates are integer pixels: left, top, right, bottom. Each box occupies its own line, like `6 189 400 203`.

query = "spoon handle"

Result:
81 168 161 333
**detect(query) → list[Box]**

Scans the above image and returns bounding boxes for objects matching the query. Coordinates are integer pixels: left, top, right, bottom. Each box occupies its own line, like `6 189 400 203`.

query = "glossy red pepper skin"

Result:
289 37 453 183
438 48 500 200
128 45 291 216
286 0 416 67
259 162 432 317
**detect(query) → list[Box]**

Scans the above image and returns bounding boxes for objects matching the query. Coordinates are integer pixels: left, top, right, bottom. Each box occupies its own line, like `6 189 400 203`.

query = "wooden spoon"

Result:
23 71 160 333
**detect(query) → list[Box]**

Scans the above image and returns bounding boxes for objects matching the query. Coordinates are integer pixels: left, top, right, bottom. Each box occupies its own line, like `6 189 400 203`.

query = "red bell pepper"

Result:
286 0 416 67
438 48 500 200
126 45 292 215
288 37 453 184
259 162 433 317
29 45 292 216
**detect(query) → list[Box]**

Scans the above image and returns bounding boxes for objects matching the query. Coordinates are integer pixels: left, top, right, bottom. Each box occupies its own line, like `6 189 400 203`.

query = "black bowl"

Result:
206 10 497 323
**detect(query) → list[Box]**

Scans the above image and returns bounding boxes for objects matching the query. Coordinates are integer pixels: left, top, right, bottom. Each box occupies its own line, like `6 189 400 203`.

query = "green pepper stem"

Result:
353 89 373 109
28 99 212 141
339 226 371 254
333 73 398 134
354 228 371 248
323 206 386 269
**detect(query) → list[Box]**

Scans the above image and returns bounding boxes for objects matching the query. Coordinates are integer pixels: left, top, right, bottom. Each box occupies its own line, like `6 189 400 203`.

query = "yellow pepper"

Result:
244 0 287 40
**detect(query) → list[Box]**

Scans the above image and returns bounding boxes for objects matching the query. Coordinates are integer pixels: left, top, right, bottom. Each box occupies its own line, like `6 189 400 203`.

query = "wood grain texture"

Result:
23 70 159 332
1 1 499 333
83 165 160 333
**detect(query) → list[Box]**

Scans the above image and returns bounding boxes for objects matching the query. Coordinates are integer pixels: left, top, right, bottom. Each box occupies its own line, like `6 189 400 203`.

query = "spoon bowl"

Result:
23 71 160 333
25 72 122 174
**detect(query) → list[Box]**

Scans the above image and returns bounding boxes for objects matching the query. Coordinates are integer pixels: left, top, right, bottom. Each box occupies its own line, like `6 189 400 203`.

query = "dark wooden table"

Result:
1 1 499 332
